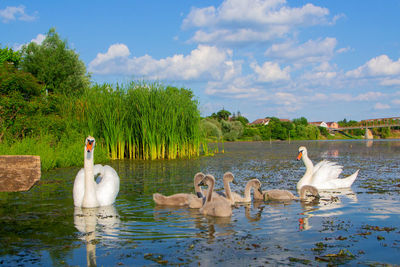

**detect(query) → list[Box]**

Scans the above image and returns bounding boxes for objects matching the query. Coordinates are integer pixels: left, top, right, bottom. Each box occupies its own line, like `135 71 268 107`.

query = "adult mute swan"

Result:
73 136 120 208
198 174 232 217
153 172 206 206
296 146 359 190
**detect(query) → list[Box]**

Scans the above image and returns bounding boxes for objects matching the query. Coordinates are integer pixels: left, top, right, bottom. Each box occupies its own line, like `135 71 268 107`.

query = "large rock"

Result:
0 155 41 192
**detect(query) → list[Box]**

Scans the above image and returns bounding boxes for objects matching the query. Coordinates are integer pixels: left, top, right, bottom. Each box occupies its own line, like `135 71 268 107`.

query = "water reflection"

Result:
245 203 264 222
320 149 339 158
74 206 120 267
153 205 234 241
299 188 357 230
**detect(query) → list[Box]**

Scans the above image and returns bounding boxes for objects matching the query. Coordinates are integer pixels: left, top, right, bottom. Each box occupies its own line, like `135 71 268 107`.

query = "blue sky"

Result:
1 0 400 122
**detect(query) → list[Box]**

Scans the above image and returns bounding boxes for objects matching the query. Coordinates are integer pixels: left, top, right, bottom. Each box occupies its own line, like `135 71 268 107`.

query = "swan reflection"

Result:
298 188 357 231
74 206 120 267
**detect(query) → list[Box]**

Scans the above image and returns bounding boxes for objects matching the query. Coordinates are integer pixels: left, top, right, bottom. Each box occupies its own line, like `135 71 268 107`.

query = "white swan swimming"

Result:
296 146 359 190
73 136 120 207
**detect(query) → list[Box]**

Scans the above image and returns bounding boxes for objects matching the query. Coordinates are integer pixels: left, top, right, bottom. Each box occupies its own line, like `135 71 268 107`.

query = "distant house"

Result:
279 118 291 123
309 121 328 128
249 118 270 126
326 122 338 129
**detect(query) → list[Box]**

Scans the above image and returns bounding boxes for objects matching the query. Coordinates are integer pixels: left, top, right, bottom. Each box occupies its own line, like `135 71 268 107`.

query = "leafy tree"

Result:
318 126 329 137
0 46 21 67
232 111 249 126
216 109 231 121
293 117 308 126
20 28 90 96
0 63 43 99
200 118 222 140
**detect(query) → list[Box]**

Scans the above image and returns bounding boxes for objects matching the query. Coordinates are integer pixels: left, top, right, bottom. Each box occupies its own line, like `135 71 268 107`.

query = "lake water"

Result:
1 140 400 266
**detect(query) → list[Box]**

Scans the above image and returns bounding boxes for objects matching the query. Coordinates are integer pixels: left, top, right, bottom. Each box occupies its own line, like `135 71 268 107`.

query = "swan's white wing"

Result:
73 168 85 207
96 165 120 206
311 160 343 187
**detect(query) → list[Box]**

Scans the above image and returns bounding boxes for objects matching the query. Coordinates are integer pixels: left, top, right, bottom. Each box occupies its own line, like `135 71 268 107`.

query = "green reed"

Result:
80 81 203 160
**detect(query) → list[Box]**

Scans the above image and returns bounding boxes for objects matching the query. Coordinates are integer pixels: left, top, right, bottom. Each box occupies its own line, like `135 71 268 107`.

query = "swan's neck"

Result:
243 182 253 201
223 179 234 203
206 179 214 203
82 150 99 207
298 154 314 186
194 180 202 194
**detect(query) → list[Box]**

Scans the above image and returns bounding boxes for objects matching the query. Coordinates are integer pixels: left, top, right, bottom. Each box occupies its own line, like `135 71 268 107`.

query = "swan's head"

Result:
297 146 307 161
223 172 236 184
199 174 215 187
249 179 263 195
194 172 205 185
85 136 96 153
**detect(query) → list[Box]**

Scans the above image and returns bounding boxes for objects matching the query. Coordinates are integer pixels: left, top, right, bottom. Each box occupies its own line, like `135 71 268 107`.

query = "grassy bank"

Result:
0 134 109 171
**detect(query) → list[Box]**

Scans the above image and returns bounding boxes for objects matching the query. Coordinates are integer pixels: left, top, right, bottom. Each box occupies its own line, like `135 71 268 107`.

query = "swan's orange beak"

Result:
296 151 302 161
86 141 94 153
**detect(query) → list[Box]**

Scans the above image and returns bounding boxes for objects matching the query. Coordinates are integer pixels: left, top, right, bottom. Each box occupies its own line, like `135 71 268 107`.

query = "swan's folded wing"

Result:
311 160 342 185
96 165 120 206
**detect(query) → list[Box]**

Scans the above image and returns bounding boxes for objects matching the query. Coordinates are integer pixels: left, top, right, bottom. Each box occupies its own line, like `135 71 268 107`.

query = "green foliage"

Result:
223 121 243 141
0 134 108 171
79 81 202 160
293 117 308 126
318 126 329 137
377 127 390 139
338 119 359 127
20 28 90 96
0 63 43 99
211 109 231 121
0 46 21 67
200 118 222 141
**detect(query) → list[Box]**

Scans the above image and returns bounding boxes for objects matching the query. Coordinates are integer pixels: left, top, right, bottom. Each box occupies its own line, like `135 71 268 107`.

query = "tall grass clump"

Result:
79 81 202 160
0 134 109 171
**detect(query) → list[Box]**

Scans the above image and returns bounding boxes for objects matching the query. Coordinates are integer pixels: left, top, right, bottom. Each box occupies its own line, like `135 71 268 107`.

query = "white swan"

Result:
296 146 359 190
73 136 120 207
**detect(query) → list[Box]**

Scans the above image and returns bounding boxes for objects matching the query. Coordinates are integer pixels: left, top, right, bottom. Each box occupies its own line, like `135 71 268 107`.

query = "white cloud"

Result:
89 44 240 81
355 92 384 101
391 99 400 105
265 37 337 63
346 55 400 78
250 61 290 82
13 33 46 50
374 102 390 110
182 0 333 44
31 34 46 45
90 43 130 67
183 0 329 28
380 78 400 86
0 5 36 23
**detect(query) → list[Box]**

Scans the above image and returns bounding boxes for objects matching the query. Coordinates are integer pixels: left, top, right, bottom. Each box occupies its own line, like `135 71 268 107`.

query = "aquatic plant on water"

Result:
80 81 203 160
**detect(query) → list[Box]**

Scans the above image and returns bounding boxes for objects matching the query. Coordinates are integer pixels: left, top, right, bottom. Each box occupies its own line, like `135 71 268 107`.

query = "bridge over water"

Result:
328 123 400 131
328 123 400 139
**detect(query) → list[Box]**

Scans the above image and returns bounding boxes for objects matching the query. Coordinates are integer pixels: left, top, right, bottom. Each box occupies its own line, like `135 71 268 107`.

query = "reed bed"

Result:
79 81 203 160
